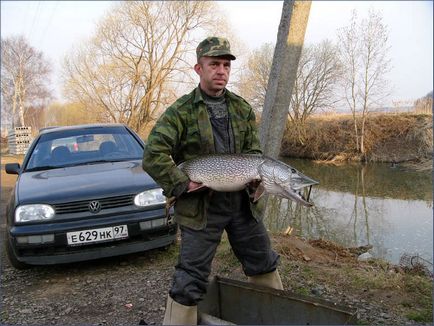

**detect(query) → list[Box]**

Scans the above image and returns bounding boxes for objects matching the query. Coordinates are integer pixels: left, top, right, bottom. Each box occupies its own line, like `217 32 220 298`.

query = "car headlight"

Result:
15 204 55 223
134 188 165 206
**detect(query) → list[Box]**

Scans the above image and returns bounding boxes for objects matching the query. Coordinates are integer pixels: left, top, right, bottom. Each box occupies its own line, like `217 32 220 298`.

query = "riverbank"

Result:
1 232 432 325
213 233 433 325
1 155 432 325
281 113 433 164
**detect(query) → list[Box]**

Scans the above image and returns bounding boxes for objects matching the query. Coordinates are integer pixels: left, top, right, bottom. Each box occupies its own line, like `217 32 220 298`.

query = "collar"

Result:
193 85 229 104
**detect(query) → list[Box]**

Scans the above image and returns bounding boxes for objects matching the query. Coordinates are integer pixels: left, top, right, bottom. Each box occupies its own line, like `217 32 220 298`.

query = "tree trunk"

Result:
18 101 25 127
352 113 359 152
259 0 311 220
12 88 17 128
259 0 311 158
18 81 25 127
360 115 366 158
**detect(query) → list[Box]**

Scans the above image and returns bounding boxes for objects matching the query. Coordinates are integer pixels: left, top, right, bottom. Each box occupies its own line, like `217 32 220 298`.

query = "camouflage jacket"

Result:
142 87 262 229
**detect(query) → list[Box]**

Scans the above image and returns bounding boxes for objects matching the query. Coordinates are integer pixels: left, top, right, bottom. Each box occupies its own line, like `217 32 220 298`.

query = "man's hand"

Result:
187 181 208 193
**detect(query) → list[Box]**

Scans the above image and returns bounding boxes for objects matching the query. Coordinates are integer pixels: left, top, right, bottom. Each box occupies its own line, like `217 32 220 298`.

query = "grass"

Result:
274 238 432 324
213 235 241 273
340 264 398 289
406 309 432 323
294 286 310 296
281 112 433 163
156 232 432 324
401 274 433 323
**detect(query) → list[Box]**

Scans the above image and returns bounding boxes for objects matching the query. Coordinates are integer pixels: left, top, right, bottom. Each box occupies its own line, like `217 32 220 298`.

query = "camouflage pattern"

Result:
196 36 236 61
142 87 262 229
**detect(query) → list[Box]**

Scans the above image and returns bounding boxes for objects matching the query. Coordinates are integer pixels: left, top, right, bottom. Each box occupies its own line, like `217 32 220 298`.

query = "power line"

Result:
27 1 41 40
39 1 59 47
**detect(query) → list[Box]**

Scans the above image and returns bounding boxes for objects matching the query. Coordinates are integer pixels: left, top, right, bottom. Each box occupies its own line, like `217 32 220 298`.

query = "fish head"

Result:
258 159 318 207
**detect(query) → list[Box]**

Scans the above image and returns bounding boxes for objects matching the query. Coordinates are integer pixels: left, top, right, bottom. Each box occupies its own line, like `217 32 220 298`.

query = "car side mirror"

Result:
5 163 20 175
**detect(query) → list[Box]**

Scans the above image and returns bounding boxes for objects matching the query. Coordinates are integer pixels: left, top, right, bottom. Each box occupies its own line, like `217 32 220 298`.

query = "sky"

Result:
1 1 433 108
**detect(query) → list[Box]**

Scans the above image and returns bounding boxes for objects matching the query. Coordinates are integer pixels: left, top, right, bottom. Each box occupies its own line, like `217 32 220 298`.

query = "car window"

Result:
25 126 144 171
52 137 80 152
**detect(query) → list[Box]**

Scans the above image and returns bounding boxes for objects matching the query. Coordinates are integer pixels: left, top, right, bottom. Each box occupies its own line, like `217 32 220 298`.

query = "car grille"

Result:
53 194 135 214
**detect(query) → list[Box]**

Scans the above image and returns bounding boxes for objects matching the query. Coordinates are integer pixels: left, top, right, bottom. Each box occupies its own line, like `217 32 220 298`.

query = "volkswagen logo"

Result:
88 201 101 213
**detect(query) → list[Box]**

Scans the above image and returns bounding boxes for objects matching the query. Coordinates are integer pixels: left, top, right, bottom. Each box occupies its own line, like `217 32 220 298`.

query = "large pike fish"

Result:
178 154 319 207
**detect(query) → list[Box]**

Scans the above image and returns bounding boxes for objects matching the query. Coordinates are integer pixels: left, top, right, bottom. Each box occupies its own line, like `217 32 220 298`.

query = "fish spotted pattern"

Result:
178 154 319 207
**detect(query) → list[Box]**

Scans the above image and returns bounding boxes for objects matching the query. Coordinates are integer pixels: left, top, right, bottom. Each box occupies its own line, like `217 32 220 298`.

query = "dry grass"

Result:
281 113 433 163
211 234 433 324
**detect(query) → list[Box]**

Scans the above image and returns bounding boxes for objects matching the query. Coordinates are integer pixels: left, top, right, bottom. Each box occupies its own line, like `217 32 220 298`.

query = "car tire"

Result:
5 237 30 270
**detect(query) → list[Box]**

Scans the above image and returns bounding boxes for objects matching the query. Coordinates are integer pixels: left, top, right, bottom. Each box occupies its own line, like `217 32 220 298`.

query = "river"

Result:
264 158 433 265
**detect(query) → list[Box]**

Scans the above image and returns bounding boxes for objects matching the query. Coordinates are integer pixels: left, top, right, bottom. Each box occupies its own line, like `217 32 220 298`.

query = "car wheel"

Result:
5 237 30 270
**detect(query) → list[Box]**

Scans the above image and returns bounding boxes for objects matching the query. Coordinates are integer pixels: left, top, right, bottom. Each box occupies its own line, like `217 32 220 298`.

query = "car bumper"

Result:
8 208 177 265
13 234 176 265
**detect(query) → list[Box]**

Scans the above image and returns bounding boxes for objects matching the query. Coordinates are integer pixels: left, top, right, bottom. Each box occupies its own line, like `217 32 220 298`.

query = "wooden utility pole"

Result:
259 0 311 158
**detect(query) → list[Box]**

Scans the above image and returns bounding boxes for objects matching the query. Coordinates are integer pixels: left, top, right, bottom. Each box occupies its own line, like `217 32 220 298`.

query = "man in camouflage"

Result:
142 37 282 325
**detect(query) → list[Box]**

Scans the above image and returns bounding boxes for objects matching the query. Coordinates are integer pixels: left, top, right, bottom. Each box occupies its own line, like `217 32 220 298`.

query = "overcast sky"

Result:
1 1 433 107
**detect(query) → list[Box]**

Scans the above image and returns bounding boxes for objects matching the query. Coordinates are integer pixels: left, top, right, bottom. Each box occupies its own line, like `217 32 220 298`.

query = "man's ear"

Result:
194 63 202 76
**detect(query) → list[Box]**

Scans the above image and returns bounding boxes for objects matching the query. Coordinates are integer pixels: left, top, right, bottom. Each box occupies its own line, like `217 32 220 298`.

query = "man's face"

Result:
194 56 231 96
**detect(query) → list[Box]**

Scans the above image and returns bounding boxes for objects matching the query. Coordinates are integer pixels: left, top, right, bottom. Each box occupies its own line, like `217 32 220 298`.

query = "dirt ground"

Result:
0 155 177 325
0 155 432 325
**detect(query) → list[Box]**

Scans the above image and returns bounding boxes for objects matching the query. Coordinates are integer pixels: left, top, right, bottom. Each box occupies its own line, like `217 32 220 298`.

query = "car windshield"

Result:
25 126 144 171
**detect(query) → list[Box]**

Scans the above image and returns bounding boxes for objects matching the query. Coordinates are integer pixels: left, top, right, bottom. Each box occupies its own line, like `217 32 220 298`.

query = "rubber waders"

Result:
247 269 284 290
162 295 197 325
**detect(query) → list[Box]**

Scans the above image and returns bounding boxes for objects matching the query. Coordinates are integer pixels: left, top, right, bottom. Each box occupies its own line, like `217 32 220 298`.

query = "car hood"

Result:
17 160 158 204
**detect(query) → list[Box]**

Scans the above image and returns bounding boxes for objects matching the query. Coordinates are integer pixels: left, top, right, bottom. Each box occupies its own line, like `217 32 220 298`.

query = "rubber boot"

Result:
162 295 197 325
247 269 284 290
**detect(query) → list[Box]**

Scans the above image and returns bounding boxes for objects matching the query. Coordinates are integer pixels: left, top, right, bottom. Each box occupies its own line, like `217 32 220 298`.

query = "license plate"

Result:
67 225 128 246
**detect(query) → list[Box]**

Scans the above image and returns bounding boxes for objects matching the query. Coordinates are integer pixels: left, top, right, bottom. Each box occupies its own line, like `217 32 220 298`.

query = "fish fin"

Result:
253 183 266 202
187 184 208 193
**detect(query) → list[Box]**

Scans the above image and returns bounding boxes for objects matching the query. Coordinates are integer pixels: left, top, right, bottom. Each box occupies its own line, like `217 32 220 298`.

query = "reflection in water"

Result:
264 159 433 264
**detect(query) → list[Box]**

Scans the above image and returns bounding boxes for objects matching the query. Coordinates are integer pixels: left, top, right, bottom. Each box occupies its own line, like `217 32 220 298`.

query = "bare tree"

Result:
24 105 46 132
236 39 341 143
1 80 14 127
338 10 391 157
236 43 274 114
63 1 225 134
289 39 342 143
338 11 360 151
359 10 391 156
1 35 52 127
414 91 433 115
44 102 101 127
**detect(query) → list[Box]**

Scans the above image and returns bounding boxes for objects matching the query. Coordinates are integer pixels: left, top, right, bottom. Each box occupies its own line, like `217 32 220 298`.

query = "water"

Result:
264 158 433 265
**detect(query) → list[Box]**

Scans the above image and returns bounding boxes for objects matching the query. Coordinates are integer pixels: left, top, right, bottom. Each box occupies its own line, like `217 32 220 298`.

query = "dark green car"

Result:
5 123 176 269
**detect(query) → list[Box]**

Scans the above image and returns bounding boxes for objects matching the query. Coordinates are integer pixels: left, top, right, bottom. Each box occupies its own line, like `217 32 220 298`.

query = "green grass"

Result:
406 309 432 323
213 236 240 273
402 274 433 323
294 286 310 296
280 256 433 324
